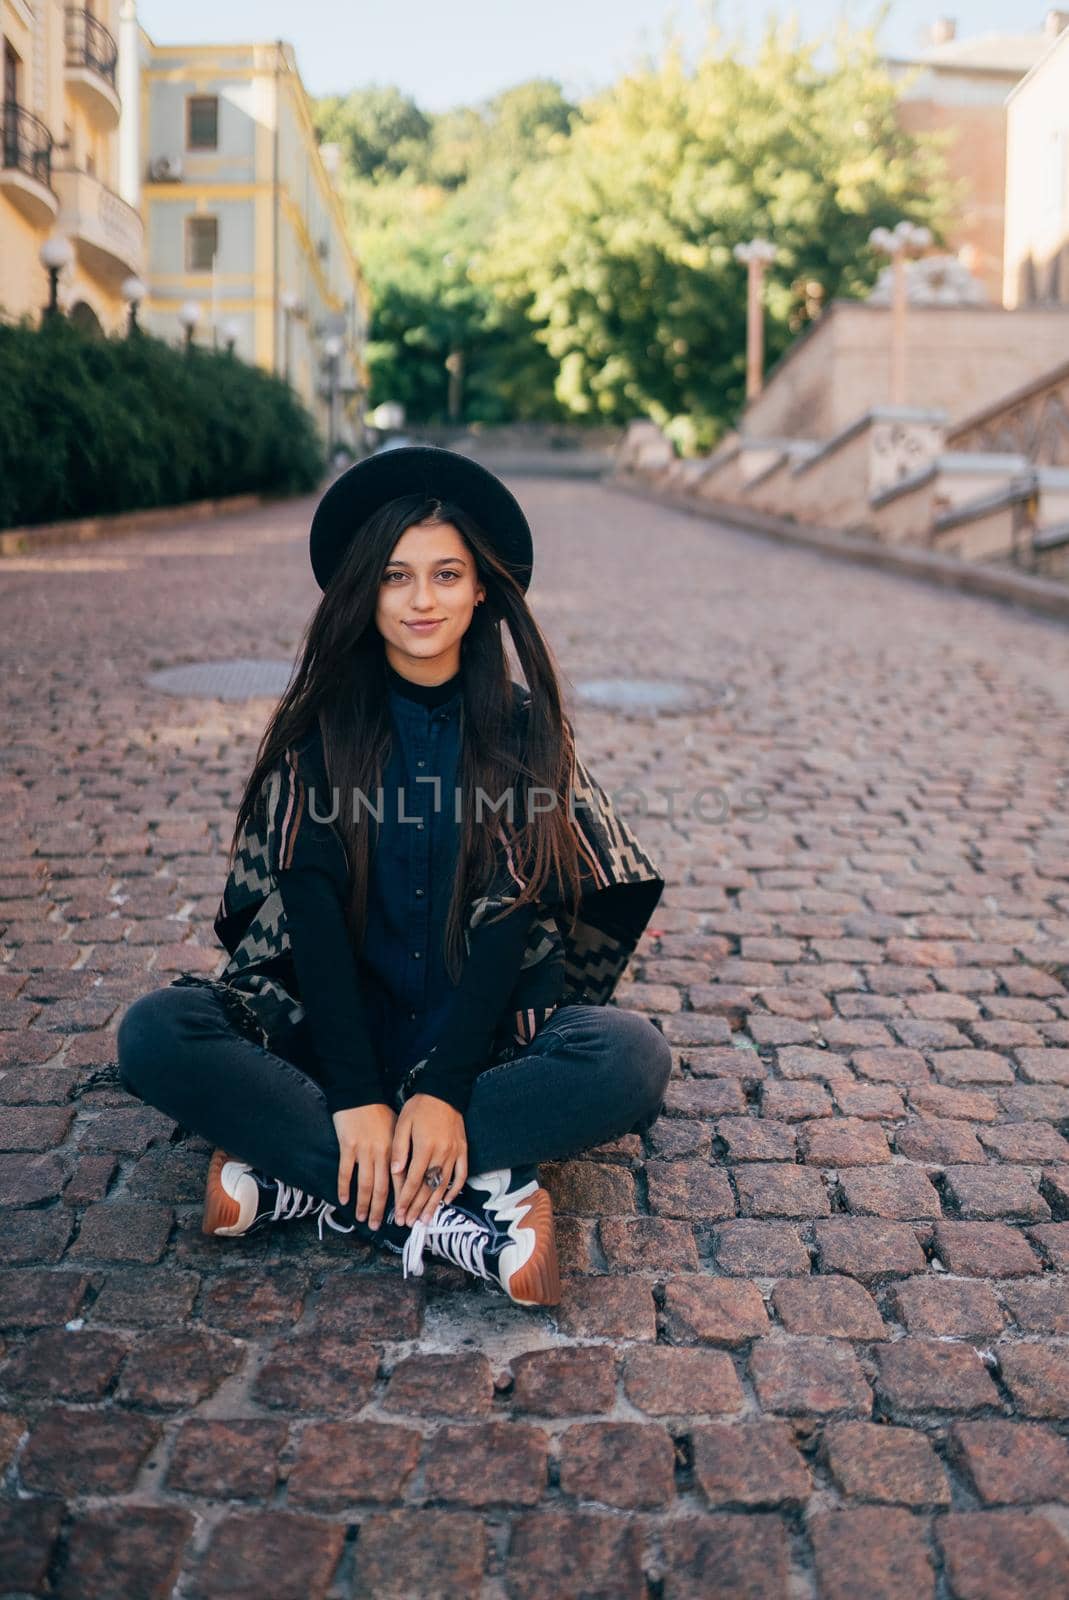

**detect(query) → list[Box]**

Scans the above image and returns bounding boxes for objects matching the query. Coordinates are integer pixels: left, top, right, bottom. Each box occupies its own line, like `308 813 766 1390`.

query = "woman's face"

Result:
376 518 486 682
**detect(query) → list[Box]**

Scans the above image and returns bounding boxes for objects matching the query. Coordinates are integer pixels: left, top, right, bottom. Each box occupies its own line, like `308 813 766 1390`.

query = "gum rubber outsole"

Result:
506 1187 562 1307
202 1148 242 1235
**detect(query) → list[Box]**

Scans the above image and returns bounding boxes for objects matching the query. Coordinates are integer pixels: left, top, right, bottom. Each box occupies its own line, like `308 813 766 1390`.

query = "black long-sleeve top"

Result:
276 665 535 1116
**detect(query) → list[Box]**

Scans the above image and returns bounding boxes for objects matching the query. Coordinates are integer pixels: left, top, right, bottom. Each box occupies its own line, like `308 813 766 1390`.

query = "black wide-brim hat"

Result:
309 445 534 593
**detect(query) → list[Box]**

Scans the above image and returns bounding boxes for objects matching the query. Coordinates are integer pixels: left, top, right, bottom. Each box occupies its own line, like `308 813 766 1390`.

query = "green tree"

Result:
478 12 957 450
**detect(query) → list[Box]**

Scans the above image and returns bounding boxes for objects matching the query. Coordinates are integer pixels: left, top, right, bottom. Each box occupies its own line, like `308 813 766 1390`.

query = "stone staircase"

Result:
614 363 1069 580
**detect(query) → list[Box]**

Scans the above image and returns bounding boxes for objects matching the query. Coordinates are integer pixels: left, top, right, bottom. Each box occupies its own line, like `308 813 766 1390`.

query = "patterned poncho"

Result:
172 684 666 1099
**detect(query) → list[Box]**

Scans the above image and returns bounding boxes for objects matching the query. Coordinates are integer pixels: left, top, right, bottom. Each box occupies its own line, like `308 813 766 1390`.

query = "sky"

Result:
136 1 1047 111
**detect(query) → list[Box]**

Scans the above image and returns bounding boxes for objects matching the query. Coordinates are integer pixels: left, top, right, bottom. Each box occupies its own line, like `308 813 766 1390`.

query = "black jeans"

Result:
116 982 673 1229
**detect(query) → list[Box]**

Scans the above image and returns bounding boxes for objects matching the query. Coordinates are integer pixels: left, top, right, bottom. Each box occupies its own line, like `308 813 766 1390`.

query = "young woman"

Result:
117 446 671 1308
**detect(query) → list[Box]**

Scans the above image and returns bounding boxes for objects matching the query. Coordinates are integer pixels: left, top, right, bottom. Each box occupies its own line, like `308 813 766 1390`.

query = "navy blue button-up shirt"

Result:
359 664 465 1078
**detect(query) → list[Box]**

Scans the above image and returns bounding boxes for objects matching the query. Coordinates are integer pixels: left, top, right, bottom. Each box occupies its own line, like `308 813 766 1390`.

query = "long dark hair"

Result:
227 493 594 981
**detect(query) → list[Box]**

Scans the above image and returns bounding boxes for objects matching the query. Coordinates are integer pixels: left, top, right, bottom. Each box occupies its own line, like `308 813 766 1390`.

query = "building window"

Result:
186 215 218 272
187 96 218 150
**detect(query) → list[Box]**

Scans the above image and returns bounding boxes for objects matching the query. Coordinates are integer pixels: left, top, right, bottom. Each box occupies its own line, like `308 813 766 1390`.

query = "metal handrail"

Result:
65 7 118 88
1 101 53 189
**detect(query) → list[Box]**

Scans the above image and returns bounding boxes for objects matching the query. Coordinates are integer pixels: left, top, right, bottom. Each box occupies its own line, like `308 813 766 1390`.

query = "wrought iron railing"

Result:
1 102 53 189
65 7 118 89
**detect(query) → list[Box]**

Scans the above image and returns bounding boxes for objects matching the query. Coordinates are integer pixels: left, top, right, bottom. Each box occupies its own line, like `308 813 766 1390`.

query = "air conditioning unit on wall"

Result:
148 156 183 182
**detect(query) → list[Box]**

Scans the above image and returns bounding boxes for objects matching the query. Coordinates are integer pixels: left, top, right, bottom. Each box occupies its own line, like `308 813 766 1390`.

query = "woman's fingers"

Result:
369 1154 391 1232
354 1150 375 1223
395 1144 432 1221
390 1120 413 1212
337 1144 357 1208
442 1150 468 1209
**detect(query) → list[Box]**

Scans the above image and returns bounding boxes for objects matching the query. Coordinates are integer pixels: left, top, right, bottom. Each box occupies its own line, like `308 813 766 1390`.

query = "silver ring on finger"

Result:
425 1166 444 1190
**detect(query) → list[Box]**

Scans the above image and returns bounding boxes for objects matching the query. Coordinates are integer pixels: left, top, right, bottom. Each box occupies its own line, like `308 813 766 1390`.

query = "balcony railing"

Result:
1 101 53 190
65 7 118 88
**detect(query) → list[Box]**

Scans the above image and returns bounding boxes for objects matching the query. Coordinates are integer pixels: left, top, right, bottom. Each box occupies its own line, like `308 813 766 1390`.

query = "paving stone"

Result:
1016 1048 1069 1084
253 1333 380 1414
932 1221 1041 1277
88 1268 200 1328
315 1273 423 1338
852 1048 930 1084
381 1352 494 1417
287 1420 422 1509
559 1420 676 1508
556 1276 657 1340
542 1160 636 1215
646 1159 735 1220
189 1510 344 1600
749 1338 872 1417
647 1119 713 1158
942 1165 1050 1222
599 1215 700 1271
661 1514 789 1600
162 1418 286 1501
664 1077 746 1116
762 1080 834 1120
833 1082 905 1119
621 1346 744 1416
692 1419 810 1506
1028 1222 1069 1269
715 1116 796 1161
68 1200 174 1262
813 1219 927 1280
20 1406 161 1495
735 1163 830 1218
713 1219 812 1276
0 1499 64 1594
509 1346 617 1417
505 1511 646 1600
772 1276 886 1339
0 1104 74 1151
0 1269 89 1328
823 1420 951 1505
57 1505 193 1600
895 1118 985 1164
838 1165 943 1219
980 1123 1069 1163
999 1276 1069 1334
937 1511 1069 1600
809 1507 935 1600
874 1340 1001 1416
661 1277 769 1344
950 1420 1069 1504
889 1277 1006 1337
196 1266 309 1334
997 1344 1069 1418
353 1512 487 1600
117 1327 244 1408
0 1327 129 1400
909 1084 998 1122
420 1422 548 1507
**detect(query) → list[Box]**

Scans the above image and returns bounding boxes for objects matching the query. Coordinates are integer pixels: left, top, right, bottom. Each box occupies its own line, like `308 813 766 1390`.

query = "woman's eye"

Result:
384 571 461 582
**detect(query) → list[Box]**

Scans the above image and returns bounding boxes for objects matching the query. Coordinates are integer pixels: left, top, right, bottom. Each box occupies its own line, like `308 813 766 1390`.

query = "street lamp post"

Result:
121 275 147 336
39 234 74 322
868 220 933 406
323 334 342 455
178 300 201 353
733 237 776 401
221 318 240 357
280 290 301 385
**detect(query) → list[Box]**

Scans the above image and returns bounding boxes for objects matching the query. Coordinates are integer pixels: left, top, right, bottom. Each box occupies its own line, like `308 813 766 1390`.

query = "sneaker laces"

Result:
402 1204 490 1282
269 1179 319 1225
314 1199 356 1241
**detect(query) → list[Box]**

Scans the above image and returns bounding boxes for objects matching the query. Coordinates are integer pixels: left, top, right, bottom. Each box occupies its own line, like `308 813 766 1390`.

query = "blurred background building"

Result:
1 0 143 333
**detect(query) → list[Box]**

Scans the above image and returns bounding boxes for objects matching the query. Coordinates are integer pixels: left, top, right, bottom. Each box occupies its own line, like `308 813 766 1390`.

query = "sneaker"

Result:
400 1166 561 1306
202 1149 356 1242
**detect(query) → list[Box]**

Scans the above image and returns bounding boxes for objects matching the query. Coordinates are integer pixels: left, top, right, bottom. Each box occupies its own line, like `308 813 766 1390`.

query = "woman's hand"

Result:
390 1094 468 1226
332 1103 397 1230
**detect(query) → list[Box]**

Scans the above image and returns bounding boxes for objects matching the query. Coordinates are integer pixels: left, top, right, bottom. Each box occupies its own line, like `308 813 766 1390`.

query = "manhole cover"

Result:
147 659 294 701
573 677 730 716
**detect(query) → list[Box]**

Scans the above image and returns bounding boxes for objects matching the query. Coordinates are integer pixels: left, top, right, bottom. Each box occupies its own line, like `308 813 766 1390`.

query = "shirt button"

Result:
409 1009 417 1020
417 760 425 769
412 951 422 959
416 821 424 831
415 888 425 898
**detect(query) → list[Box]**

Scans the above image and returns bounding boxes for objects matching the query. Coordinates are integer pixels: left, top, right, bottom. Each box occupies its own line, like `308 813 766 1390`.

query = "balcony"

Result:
64 7 120 130
0 103 58 226
54 167 144 283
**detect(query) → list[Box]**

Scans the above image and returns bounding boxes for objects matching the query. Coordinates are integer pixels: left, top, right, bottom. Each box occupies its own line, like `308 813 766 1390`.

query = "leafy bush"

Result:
0 317 326 528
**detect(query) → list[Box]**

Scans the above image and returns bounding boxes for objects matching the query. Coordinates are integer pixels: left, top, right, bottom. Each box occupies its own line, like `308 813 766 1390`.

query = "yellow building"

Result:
0 0 143 332
137 28 369 447
1003 19 1069 307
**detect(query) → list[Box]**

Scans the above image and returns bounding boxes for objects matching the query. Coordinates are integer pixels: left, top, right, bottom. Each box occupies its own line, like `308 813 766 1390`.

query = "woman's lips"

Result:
405 620 443 631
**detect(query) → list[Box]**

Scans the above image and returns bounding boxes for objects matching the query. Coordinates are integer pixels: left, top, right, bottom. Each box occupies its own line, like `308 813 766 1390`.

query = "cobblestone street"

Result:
3 476 1069 1598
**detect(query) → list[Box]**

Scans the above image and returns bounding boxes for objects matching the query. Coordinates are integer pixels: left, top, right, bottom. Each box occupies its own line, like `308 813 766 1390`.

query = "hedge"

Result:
0 316 326 529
